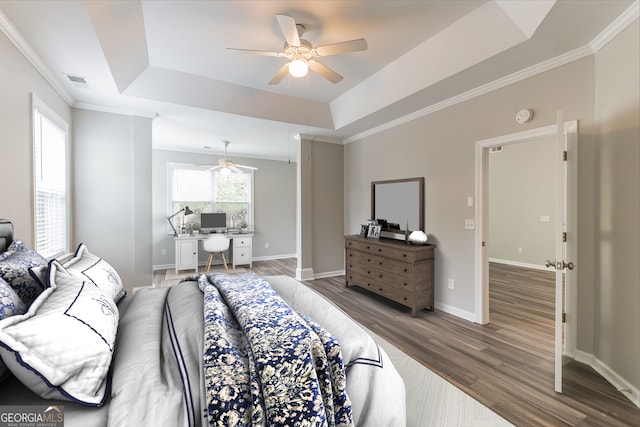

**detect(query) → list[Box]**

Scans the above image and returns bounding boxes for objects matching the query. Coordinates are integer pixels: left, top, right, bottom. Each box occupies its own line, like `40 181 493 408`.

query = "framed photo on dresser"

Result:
367 224 382 239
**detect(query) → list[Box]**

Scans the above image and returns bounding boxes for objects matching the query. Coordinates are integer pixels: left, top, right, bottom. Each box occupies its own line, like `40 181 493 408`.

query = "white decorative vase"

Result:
409 230 428 245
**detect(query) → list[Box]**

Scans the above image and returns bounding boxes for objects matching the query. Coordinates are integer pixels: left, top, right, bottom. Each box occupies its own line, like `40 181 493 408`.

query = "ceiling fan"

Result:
202 140 257 174
227 14 367 84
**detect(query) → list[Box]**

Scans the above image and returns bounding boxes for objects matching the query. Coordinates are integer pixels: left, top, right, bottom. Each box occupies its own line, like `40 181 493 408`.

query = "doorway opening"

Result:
486 135 557 376
474 120 578 392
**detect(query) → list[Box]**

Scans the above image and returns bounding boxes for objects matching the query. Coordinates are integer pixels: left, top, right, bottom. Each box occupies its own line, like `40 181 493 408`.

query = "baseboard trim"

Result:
252 254 297 262
435 301 476 323
314 270 345 279
489 257 551 271
574 349 640 408
154 254 296 272
296 267 314 281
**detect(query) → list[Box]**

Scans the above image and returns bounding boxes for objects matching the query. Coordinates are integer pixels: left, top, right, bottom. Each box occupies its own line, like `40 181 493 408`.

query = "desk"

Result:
174 233 254 274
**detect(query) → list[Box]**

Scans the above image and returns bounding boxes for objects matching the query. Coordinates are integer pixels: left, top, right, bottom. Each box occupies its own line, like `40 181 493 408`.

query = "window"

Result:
168 163 254 233
32 95 68 258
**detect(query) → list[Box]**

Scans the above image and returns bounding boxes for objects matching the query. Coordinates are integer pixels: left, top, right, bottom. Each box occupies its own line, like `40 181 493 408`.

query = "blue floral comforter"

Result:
197 272 354 427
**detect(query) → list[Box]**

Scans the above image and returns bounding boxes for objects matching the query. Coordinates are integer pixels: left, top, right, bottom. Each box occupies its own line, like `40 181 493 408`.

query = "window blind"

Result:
33 105 67 258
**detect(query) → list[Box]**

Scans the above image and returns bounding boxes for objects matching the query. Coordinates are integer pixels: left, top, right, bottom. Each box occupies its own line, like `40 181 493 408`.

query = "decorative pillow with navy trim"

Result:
0 240 47 306
64 243 126 303
0 276 27 380
0 260 118 406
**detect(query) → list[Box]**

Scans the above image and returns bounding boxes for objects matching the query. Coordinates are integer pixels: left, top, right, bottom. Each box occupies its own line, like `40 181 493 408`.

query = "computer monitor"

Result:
200 212 227 233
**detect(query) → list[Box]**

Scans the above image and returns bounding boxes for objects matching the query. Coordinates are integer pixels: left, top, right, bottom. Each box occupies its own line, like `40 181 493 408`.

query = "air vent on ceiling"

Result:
490 146 503 153
64 74 90 89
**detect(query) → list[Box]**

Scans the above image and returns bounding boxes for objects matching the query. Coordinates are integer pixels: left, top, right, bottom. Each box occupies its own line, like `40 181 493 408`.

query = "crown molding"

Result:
590 0 639 52
0 8 73 106
73 102 157 119
343 44 592 143
344 2 638 144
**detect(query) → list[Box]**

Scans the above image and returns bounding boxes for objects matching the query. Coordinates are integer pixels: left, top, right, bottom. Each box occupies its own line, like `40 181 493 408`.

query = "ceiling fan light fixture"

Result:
220 166 233 176
289 59 308 78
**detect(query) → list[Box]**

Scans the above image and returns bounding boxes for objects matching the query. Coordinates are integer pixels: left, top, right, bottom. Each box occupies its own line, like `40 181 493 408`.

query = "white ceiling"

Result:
0 0 635 161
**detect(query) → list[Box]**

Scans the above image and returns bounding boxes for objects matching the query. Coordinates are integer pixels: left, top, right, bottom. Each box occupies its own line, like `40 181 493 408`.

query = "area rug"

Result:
365 329 513 427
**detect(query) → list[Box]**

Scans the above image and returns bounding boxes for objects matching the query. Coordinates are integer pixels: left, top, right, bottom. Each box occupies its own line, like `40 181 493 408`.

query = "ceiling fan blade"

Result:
309 61 343 84
315 38 368 57
226 48 282 57
276 14 300 47
235 164 258 171
199 164 222 171
268 63 290 85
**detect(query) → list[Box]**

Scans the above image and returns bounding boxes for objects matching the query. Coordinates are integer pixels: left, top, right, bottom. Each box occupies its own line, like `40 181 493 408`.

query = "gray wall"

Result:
488 136 555 267
72 109 153 293
345 56 596 317
152 149 296 270
0 30 72 242
0 28 153 295
343 21 639 395
296 138 345 279
310 140 344 276
593 19 639 393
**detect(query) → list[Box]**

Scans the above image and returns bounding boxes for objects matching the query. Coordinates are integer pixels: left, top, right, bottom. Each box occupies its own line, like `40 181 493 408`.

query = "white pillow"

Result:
64 243 126 303
0 260 119 406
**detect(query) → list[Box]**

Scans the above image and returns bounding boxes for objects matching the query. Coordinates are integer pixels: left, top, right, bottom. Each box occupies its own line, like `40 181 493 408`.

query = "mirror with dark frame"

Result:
371 177 424 236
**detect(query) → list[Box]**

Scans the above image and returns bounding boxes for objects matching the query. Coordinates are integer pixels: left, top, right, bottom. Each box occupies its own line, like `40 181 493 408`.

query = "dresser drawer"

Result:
233 237 251 248
234 249 251 265
345 238 427 263
347 249 414 279
346 259 413 288
346 271 412 306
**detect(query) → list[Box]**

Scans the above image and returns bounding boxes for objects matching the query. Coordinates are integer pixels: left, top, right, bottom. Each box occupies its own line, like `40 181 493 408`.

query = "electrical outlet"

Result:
518 247 523 254
465 219 475 230
161 249 167 255
448 279 455 290
265 243 270 249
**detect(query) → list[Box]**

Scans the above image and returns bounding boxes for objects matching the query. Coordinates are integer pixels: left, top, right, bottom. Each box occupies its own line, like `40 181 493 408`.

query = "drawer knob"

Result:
379 274 383 278
378 249 382 252
404 268 407 272
403 254 407 258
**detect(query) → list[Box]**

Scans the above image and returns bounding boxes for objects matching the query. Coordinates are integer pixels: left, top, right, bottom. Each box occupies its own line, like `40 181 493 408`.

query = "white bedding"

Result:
0 275 406 426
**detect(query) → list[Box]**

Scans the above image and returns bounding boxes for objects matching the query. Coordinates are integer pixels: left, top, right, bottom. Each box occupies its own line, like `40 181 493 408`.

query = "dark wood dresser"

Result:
345 235 435 316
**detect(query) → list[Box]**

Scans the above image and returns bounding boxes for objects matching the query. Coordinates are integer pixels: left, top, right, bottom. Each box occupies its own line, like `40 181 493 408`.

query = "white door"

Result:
546 112 575 393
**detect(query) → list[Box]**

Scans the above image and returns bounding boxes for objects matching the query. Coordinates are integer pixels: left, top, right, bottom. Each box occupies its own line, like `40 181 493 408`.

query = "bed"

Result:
0 219 406 426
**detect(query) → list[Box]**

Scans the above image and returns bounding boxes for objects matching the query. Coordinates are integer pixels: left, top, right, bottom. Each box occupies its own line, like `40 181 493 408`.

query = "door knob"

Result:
545 260 575 270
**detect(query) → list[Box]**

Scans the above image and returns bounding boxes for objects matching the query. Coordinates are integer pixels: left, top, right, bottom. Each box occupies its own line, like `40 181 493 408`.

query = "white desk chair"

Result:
203 234 230 272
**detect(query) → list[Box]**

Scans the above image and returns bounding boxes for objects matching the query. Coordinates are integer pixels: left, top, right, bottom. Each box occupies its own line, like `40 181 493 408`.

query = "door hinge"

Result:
562 312 566 323
562 232 567 242
563 151 568 161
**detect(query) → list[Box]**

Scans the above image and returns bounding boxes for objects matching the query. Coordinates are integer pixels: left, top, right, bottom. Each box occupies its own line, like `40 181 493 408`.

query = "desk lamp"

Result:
167 206 193 236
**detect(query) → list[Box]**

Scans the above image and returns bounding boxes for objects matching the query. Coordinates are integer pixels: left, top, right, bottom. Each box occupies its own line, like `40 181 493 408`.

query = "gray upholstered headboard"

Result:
0 219 14 253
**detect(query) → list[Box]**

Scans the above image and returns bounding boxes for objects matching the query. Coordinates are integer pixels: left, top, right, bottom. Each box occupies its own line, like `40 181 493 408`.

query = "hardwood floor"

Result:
158 259 639 426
